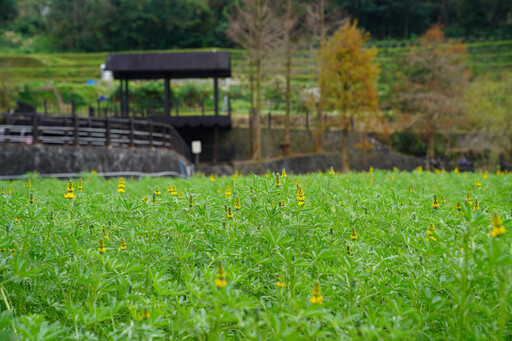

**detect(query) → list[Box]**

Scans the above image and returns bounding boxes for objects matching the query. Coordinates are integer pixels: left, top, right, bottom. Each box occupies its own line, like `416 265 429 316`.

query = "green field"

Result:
0 170 510 339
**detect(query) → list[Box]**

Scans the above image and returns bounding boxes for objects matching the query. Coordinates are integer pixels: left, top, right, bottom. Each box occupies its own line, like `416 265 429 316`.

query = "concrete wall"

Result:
0 145 193 176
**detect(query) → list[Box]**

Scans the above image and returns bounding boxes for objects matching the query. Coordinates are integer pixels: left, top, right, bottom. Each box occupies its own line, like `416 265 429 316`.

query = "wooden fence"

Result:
0 113 192 160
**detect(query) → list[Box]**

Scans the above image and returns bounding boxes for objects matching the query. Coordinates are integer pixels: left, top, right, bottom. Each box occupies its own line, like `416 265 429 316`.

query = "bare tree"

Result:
228 0 282 160
305 1 346 153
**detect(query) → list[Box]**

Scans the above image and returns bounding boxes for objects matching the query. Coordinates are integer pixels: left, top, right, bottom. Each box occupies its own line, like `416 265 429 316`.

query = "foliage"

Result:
395 25 470 162
0 170 510 339
465 71 512 160
320 20 379 172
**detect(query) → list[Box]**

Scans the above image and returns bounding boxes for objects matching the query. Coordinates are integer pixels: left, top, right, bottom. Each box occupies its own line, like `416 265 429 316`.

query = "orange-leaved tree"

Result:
320 20 379 173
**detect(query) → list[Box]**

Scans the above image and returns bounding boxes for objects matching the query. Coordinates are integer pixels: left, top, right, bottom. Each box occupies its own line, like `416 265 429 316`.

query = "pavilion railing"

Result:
0 113 192 161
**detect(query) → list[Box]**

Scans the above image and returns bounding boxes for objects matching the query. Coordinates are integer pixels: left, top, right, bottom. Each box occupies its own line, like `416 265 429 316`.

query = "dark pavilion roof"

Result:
105 51 231 80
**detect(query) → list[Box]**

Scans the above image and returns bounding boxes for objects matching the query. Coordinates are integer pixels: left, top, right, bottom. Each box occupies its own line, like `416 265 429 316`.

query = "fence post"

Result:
129 117 134 147
268 111 271 128
202 99 205 116
31 114 39 144
88 118 92 146
4 115 10 145
73 114 79 146
105 117 111 146
148 122 153 147
228 97 231 116
175 99 179 116
44 100 47 115
306 111 309 130
71 100 75 116
89 106 94 117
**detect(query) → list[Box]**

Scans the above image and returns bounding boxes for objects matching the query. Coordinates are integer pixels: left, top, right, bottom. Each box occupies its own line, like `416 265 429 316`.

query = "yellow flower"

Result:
475 179 482 187
215 262 228 288
329 167 335 175
188 195 194 207
369 166 374 174
225 185 232 199
432 194 440 209
234 197 241 210
473 199 480 210
66 180 74 193
297 185 305 206
210 174 216 181
98 239 106 254
310 281 323 304
64 192 76 199
179 191 184 199
409 185 414 193
155 187 161 196
217 188 222 195
170 185 177 196
29 193 34 204
425 223 438 242
27 179 32 188
441 196 446 204
117 188 125 193
141 308 151 320
453 167 459 174
119 238 127 250
0 186 4 195
281 169 287 178
466 193 472 206
78 178 83 191
118 178 125 188
490 212 506 238
456 201 462 211
350 227 358 240
151 192 157 204
276 275 286 288
8 187 13 195
483 171 488 180
275 174 281 187
226 207 234 219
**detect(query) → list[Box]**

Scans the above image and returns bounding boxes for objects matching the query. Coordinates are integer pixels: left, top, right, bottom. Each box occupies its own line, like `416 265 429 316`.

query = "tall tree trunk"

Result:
283 0 292 156
252 0 262 161
315 0 325 154
342 113 350 173
249 59 256 157
426 131 435 170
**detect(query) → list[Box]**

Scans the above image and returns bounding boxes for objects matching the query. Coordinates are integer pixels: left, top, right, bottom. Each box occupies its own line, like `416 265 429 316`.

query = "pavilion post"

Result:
164 77 171 117
119 79 124 116
214 77 219 116
125 80 130 117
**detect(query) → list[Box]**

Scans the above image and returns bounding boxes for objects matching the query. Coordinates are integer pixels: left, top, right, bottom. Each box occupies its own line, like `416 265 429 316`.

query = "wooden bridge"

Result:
0 113 192 160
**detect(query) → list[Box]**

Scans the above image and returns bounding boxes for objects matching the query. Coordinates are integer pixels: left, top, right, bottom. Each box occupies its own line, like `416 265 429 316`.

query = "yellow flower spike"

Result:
27 179 32 188
432 194 440 209
155 187 161 196
369 166 374 174
234 196 241 210
281 169 287 178
188 195 194 208
296 185 305 206
466 193 472 205
425 223 437 242
151 192 157 204
346 245 351 254
473 199 480 210
409 185 414 193
483 171 488 179
78 178 83 191
29 193 34 204
179 191 184 199
217 188 222 194
142 308 151 320
350 227 358 240
441 196 446 204
168 184 172 193
225 185 232 199
490 212 506 238
310 281 323 304
98 239 106 254
453 167 459 173
8 187 13 195
117 178 125 189
275 174 281 187
210 174 216 181
1 186 4 195
276 275 287 288
119 238 127 250
226 207 234 219
456 201 462 211
171 185 177 196
329 167 335 175
215 262 228 288
475 179 482 187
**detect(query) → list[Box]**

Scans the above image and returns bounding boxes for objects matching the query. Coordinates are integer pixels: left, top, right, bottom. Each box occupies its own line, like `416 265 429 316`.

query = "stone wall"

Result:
0 145 193 176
